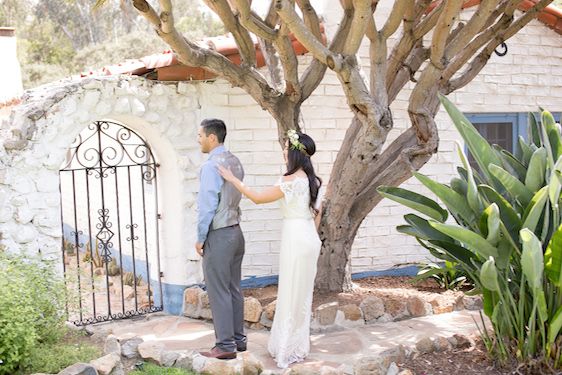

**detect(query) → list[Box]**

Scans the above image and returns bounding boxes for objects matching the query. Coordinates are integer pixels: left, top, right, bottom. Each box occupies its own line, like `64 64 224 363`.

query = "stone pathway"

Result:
87 310 488 374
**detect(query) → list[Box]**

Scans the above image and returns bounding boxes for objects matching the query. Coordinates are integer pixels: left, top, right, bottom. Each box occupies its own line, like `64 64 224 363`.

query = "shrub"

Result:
0 253 66 374
379 95 562 369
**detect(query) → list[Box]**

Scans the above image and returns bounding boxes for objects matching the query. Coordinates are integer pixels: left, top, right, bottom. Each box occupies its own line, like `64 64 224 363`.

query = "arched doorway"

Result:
59 120 163 325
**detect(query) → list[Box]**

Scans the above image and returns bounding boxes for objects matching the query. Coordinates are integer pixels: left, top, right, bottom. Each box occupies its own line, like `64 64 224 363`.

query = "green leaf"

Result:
428 240 480 270
377 186 448 222
519 135 535 166
489 164 533 207
414 172 476 224
430 222 499 260
403 214 454 242
450 177 468 196
544 111 561 160
439 95 503 185
456 142 482 214
525 147 547 192
548 156 562 209
522 186 549 232
495 146 527 181
484 204 501 246
478 185 522 242
548 305 562 345
520 229 544 291
528 112 542 148
545 224 562 287
482 288 496 317
481 257 500 292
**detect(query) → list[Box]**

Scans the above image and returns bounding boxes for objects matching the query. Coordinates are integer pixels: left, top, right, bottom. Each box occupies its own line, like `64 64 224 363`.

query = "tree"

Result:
107 0 553 292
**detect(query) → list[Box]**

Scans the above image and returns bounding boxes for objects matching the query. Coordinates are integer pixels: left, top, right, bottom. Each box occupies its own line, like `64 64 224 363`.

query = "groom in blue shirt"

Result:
196 118 246 360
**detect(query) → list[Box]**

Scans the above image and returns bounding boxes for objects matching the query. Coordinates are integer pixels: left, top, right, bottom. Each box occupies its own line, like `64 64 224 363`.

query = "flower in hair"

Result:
287 129 305 152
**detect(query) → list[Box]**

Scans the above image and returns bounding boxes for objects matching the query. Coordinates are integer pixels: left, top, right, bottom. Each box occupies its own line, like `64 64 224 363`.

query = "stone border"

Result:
47 319 478 375
182 286 483 332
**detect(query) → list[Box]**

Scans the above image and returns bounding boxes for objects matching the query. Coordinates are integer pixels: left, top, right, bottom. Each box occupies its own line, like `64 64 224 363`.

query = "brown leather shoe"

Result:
199 346 237 360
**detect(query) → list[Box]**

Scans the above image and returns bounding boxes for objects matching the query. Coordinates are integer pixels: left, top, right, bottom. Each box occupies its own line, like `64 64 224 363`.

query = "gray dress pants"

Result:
202 224 246 352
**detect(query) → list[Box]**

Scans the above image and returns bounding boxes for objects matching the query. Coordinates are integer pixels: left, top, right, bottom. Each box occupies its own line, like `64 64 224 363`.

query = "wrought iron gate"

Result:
59 121 163 325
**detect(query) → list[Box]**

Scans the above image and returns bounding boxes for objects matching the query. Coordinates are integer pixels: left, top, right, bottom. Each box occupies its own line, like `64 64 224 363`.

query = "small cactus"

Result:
107 258 120 276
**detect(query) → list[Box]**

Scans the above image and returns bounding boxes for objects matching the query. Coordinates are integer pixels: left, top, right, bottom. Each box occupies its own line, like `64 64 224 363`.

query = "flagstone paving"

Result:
89 309 487 374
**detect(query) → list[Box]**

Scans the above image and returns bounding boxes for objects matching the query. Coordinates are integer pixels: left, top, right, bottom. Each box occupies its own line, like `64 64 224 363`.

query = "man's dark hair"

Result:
200 118 227 143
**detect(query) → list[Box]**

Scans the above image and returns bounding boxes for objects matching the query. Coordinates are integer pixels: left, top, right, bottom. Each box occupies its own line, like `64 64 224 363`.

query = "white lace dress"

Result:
267 177 322 368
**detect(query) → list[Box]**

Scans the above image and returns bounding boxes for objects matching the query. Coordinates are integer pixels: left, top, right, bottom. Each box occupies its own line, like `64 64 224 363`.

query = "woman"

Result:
218 129 322 368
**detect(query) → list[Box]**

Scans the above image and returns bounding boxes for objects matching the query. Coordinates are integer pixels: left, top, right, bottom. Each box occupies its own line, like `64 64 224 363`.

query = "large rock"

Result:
260 311 273 328
200 359 237 375
244 297 263 323
90 353 121 375
238 352 263 375
119 333 143 358
173 351 194 370
379 345 406 368
183 286 204 318
138 342 179 367
315 302 339 326
406 296 431 317
340 304 362 321
103 335 120 355
354 355 387 375
360 296 385 323
264 300 277 320
415 337 434 354
58 363 98 375
462 295 483 310
138 341 165 363
433 336 451 352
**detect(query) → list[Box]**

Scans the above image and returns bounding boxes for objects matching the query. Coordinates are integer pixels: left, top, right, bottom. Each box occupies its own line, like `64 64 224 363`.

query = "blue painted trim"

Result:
241 275 279 289
239 266 420 289
158 282 187 315
464 112 523 152
351 265 419 279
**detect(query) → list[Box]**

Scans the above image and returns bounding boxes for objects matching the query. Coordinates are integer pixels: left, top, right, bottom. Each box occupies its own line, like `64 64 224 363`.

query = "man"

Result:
196 118 246 360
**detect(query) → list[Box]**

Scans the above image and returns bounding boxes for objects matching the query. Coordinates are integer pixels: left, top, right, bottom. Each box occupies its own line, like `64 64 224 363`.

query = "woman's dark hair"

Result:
284 132 322 214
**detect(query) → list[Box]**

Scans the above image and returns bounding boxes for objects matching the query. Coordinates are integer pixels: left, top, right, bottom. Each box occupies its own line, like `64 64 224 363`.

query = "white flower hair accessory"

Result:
287 129 306 153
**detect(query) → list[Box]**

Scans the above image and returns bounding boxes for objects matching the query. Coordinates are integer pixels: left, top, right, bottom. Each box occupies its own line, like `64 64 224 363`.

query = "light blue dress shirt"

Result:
197 145 225 244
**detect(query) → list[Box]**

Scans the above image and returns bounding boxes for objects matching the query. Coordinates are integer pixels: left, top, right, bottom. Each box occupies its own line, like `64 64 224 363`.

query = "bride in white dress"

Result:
218 130 322 368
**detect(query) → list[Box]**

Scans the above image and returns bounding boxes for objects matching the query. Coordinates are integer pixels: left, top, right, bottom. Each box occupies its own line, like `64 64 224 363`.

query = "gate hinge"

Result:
157 214 162 219
160 271 164 278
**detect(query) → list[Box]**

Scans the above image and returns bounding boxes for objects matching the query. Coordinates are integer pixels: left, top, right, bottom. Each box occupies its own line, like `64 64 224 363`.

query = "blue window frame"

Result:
464 112 561 164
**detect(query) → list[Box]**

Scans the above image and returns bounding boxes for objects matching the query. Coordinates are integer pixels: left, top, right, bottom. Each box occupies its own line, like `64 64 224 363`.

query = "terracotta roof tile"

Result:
85 24 325 81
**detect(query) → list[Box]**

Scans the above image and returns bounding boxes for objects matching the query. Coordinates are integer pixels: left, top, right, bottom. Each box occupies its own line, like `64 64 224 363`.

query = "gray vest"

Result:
210 150 244 230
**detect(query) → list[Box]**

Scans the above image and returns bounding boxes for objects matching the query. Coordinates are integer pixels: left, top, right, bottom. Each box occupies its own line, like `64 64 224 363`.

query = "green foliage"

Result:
9 0 225 88
0 253 67 374
19 330 101 374
129 363 196 375
414 261 470 290
379 96 562 368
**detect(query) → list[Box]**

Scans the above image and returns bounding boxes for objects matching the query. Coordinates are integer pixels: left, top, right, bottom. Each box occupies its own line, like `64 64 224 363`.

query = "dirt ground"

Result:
398 338 514 375
244 276 466 310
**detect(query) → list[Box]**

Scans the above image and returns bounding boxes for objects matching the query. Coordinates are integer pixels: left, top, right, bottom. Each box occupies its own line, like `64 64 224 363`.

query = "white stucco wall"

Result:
1 5 561 296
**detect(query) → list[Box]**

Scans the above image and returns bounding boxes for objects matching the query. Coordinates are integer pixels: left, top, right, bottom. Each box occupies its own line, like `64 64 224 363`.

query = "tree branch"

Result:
296 0 322 41
342 0 371 55
276 21 301 101
132 0 160 28
430 0 464 68
445 0 499 58
276 0 343 70
381 0 413 38
157 0 174 33
231 0 278 39
203 0 256 66
445 0 554 92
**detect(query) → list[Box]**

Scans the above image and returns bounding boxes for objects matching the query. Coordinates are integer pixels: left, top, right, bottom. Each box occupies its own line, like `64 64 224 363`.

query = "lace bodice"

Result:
277 177 313 219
